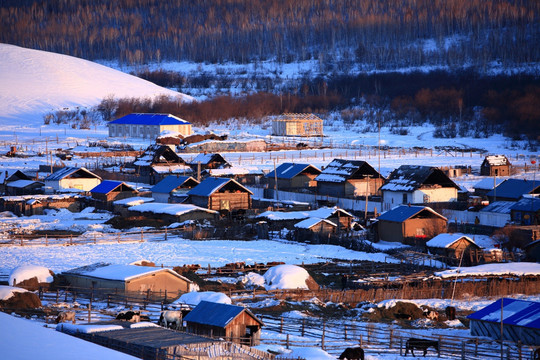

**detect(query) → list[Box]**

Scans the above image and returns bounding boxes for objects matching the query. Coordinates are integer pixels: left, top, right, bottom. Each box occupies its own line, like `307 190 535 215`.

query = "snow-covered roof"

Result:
258 206 353 221
188 177 253 196
44 167 101 181
129 202 218 216
378 205 447 222
0 170 30 183
150 175 198 194
109 113 190 126
486 179 539 200
265 162 320 180
380 165 458 192
435 262 540 279
484 155 510 166
63 264 192 283
175 291 232 306
480 201 515 214
183 300 262 328
294 217 336 229
112 196 154 206
188 153 228 166
474 177 505 190
510 196 540 212
5 179 42 188
467 298 540 329
206 166 262 176
314 158 381 183
151 165 193 174
0 194 78 202
426 233 477 249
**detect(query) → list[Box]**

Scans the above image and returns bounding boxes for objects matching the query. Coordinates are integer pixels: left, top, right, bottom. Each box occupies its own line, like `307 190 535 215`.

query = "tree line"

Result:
2 0 538 68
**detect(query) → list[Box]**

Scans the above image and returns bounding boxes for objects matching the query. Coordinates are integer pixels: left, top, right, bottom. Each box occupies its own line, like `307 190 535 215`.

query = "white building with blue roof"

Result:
108 113 192 139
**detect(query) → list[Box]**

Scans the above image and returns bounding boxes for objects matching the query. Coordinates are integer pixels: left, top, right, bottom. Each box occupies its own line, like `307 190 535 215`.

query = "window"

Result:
402 193 408 204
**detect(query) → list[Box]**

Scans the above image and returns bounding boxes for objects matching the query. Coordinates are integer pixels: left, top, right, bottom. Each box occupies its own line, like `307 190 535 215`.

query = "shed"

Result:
481 155 511 176
0 194 81 216
377 205 447 244
524 239 540 262
380 165 459 211
294 217 337 242
510 196 540 225
272 113 323 137
426 233 481 264
486 179 540 202
90 181 138 210
257 206 353 232
5 180 44 196
0 170 32 195
467 298 540 346
315 159 384 198
188 153 230 172
187 177 253 212
473 177 505 197
265 162 321 191
44 167 101 192
150 175 199 203
127 203 218 224
108 113 192 139
61 264 193 298
132 144 190 183
184 301 264 346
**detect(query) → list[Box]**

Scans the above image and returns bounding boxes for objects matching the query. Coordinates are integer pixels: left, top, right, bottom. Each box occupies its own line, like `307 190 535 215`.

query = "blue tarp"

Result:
467 298 540 329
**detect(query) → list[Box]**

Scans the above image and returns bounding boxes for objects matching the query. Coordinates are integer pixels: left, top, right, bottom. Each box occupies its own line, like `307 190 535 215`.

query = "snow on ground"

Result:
0 312 139 360
0 285 29 300
263 264 311 290
175 291 232 306
435 262 540 278
9 264 53 285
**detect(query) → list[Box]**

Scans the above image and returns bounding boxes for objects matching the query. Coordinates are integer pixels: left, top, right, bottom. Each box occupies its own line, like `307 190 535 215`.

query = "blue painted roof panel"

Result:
150 176 193 194
486 179 539 200
109 113 190 126
377 205 427 222
90 180 124 194
265 163 319 179
183 301 245 327
467 298 540 329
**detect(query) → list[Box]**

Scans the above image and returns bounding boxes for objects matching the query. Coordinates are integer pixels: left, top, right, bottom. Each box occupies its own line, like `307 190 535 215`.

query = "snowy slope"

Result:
0 43 193 125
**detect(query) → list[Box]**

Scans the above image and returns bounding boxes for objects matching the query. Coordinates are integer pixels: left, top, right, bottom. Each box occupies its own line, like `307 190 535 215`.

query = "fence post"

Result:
344 324 348 341
45 234 48 246
56 289 59 303
107 295 110 308
20 236 23 246
286 333 290 349
301 319 305 337
389 328 393 348
321 322 325 350
438 335 442 357
517 341 522 360
461 341 465 360
280 317 283 333
400 337 403 356
140 229 143 242
165 227 167 240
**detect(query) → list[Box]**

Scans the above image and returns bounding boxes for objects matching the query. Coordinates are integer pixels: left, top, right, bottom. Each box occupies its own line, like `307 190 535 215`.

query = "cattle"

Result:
55 311 76 324
159 310 188 330
445 306 456 320
423 310 439 321
338 347 364 360
115 310 141 323
405 338 439 357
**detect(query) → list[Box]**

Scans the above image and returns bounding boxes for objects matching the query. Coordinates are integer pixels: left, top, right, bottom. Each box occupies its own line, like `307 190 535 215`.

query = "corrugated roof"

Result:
44 167 101 181
486 179 539 200
265 163 320 180
109 113 190 126
150 176 198 194
426 233 476 249
474 177 505 190
294 217 336 229
378 205 446 222
187 177 253 197
380 165 458 192
184 301 263 328
510 196 540 212
314 159 382 183
467 298 540 330
480 201 515 214
90 180 129 194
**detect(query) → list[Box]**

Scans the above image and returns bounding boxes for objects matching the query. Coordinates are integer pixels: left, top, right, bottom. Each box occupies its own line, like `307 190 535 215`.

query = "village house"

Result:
187 177 253 212
5 180 44 196
272 113 323 137
510 196 540 225
203 167 265 186
257 206 353 232
150 175 199 203
426 233 482 265
0 194 81 216
315 159 385 198
472 177 505 197
294 217 337 243
61 263 194 298
183 139 267 153
468 298 540 346
108 113 192 139
486 178 540 202
90 180 138 210
188 153 230 172
0 170 32 195
480 155 511 176
183 301 264 346
377 205 448 244
44 167 101 192
131 144 192 184
380 165 460 211
265 162 321 192
112 196 155 216
524 239 540 262
127 203 218 224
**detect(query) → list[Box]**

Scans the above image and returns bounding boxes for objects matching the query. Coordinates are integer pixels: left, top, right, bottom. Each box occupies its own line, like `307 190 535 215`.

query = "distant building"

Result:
272 113 323 137
90 180 138 210
480 155 511 176
265 163 321 191
486 179 540 202
426 233 481 265
188 177 253 212
108 113 192 139
44 167 101 192
150 175 199 203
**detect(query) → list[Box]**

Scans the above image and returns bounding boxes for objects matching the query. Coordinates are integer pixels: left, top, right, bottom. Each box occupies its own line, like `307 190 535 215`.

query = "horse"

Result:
405 338 439 357
115 310 141 323
338 347 364 360
55 311 76 324
159 310 186 330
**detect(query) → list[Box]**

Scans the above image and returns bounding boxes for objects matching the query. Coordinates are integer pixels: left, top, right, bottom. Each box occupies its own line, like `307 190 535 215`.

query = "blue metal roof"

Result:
44 167 101 181
467 298 540 329
510 197 540 212
109 113 190 126
265 163 320 179
150 176 196 194
187 177 253 197
90 180 125 194
486 179 539 200
377 205 446 222
183 301 262 328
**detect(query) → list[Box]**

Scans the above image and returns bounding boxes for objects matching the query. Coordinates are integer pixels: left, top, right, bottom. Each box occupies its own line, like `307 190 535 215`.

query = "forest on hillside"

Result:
1 0 539 68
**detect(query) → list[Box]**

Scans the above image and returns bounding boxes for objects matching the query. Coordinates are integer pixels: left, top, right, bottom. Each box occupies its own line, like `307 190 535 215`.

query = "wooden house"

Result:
294 217 337 243
61 264 193 298
257 206 353 232
272 113 323 137
480 155 511 176
380 165 459 211
510 196 540 225
127 203 218 224
377 205 447 244
187 177 253 212
473 177 505 197
468 298 540 346
150 175 199 203
108 113 192 139
132 144 191 184
524 239 540 262
426 233 481 264
188 153 230 173
184 301 264 346
0 194 81 216
0 170 32 195
90 180 138 210
486 179 540 202
265 162 321 191
5 180 44 196
315 159 385 198
203 167 265 186
44 167 101 192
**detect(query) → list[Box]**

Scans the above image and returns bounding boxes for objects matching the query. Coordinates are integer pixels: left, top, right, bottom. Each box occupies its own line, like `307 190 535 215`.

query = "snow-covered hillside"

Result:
0 44 193 125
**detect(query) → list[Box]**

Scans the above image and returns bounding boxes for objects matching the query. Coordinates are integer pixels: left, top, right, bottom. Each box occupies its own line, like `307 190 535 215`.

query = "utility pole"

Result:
365 174 373 222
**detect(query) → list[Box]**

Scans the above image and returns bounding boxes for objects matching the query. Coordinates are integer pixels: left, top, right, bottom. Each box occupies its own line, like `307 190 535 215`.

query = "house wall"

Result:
317 182 346 198
272 120 323 136
269 174 316 191
415 187 457 203
48 178 101 191
127 271 191 294
109 124 192 139
402 217 447 244
207 193 251 211
378 221 405 242
152 192 170 203
481 164 510 177
347 178 384 197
